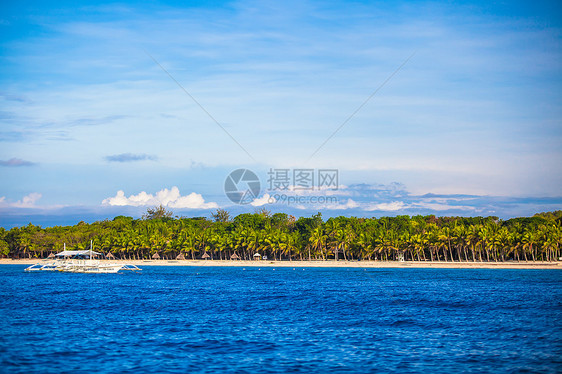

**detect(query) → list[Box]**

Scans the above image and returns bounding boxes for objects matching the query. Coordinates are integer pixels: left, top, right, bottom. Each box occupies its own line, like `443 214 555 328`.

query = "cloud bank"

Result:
0 158 35 167
250 193 274 207
102 186 218 209
256 182 561 216
0 193 42 208
105 153 158 162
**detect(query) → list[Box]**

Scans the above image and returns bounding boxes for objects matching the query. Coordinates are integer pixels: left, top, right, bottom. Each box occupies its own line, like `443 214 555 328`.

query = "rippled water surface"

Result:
0 265 561 373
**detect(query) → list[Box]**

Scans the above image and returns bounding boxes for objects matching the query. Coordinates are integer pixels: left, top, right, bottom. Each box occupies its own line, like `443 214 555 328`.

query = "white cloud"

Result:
0 193 42 208
102 190 156 206
409 202 477 212
102 186 218 209
169 192 218 209
318 199 405 211
316 198 360 210
364 201 406 211
250 193 274 207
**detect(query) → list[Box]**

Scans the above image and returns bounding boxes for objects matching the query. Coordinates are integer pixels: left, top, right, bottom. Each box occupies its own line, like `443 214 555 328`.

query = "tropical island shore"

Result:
2 258 560 269
2 210 561 267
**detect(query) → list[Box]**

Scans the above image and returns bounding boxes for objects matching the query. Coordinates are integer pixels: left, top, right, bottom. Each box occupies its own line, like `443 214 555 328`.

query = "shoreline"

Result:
2 259 561 269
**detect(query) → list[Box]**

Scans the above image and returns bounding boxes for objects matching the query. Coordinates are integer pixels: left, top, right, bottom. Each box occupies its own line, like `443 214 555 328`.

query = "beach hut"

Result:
396 250 405 262
230 253 240 260
47 252 55 259
202 252 210 260
152 253 161 260
105 252 116 260
176 253 186 260
253 253 261 260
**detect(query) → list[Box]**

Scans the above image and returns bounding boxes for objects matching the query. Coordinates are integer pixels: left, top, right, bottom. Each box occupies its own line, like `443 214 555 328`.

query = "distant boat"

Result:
25 241 141 273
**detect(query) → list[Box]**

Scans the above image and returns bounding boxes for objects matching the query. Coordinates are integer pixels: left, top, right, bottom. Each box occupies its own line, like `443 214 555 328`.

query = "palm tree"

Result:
357 230 375 260
438 227 455 262
522 230 538 261
309 226 326 260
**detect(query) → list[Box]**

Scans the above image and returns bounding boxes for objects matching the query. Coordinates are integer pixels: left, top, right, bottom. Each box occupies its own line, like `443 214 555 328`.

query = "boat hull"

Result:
26 260 141 273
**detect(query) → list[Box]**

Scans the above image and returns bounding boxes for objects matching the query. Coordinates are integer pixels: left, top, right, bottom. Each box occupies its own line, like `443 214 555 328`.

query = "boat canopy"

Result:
56 250 102 257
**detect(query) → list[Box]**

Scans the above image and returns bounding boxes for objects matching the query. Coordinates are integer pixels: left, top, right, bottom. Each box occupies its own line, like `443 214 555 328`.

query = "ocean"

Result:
0 265 561 373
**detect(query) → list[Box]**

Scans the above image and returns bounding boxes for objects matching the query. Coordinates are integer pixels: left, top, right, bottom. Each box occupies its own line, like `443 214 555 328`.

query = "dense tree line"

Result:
1 208 561 262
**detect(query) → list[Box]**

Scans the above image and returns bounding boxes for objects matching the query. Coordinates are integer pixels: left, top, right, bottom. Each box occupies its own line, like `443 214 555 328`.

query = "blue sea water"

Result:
0 266 561 373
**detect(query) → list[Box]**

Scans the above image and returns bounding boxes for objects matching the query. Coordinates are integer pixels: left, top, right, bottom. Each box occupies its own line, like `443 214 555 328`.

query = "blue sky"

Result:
1 0 561 227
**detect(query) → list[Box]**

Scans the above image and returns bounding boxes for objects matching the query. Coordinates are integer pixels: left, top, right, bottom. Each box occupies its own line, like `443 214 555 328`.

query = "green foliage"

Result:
0 228 8 257
295 212 323 236
0 212 560 262
534 211 562 222
211 209 231 223
271 213 290 229
142 205 173 220
233 213 267 230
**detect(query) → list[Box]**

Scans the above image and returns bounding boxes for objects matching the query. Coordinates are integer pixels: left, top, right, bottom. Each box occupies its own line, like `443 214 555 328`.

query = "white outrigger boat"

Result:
25 241 141 273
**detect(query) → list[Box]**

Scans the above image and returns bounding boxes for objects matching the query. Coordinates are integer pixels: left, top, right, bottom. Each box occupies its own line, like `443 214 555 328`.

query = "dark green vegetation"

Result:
1 208 561 262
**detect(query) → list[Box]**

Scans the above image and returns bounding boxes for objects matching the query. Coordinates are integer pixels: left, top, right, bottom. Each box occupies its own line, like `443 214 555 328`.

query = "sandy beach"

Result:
2 258 560 269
